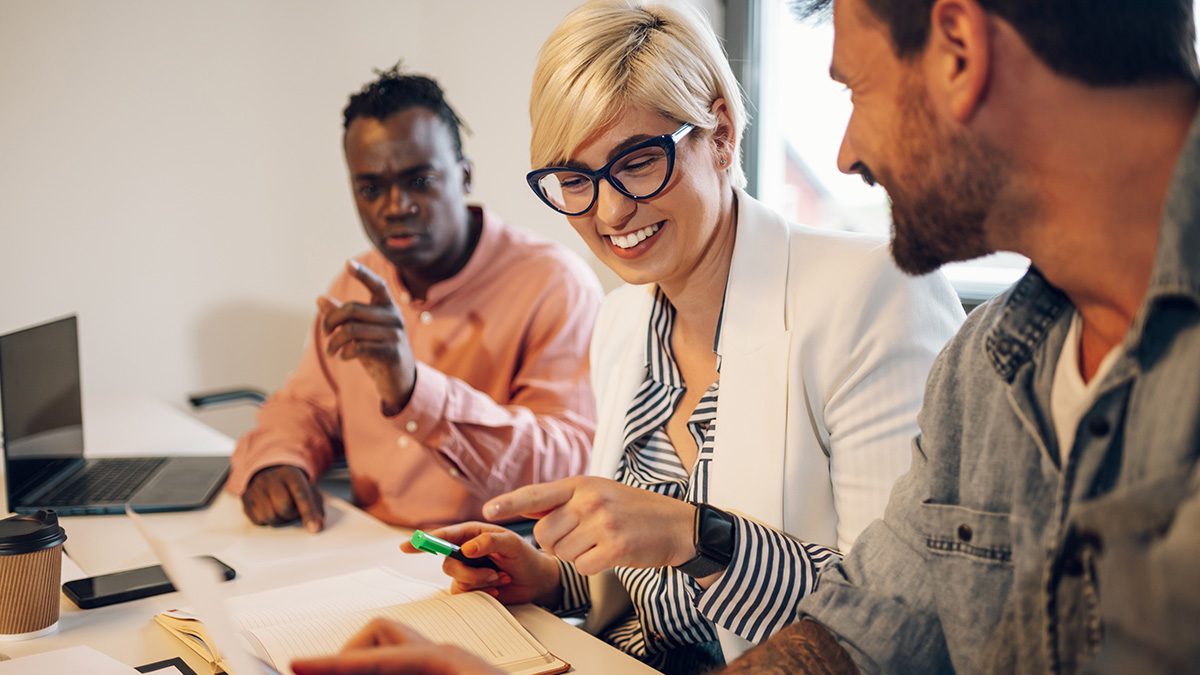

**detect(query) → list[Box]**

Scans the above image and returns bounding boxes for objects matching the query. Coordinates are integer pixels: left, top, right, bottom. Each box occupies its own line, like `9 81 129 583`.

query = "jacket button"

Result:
957 524 973 542
1087 417 1110 437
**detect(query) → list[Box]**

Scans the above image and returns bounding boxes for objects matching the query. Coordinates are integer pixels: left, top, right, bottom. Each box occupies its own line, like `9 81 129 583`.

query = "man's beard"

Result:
881 80 1010 276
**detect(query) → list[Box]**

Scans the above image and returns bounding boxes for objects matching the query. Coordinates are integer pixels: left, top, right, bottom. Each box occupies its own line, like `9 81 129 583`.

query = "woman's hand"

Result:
484 476 697 576
400 522 562 607
290 618 502 675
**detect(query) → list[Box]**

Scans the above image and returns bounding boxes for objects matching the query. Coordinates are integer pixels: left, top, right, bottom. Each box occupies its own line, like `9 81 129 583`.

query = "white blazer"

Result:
583 190 964 660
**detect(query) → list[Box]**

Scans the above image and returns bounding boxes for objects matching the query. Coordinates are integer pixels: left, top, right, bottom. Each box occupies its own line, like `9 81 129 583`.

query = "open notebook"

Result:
126 509 568 675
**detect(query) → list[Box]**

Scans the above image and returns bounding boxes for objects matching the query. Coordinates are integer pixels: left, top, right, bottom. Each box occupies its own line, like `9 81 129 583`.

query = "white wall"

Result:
0 0 722 437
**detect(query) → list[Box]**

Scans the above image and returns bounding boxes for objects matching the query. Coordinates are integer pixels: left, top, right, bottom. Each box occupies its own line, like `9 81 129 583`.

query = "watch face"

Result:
675 503 735 578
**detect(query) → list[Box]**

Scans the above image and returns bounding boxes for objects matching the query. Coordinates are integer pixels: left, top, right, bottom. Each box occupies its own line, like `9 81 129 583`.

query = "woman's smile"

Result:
605 221 665 258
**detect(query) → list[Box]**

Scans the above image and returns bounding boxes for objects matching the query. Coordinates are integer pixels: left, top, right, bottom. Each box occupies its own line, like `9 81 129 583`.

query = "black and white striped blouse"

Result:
556 288 840 667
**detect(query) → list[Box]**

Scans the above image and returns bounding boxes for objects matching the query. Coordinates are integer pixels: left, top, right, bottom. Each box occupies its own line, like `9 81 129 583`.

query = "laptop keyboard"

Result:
46 457 167 504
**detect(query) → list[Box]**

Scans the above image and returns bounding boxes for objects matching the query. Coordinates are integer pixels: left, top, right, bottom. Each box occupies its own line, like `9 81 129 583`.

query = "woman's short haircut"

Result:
530 0 749 189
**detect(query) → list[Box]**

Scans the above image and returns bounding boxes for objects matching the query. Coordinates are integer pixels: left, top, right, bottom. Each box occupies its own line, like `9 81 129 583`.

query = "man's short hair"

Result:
791 0 1199 86
342 65 469 159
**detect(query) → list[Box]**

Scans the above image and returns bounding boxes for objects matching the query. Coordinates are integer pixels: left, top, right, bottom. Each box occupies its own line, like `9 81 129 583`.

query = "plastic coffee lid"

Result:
0 510 67 555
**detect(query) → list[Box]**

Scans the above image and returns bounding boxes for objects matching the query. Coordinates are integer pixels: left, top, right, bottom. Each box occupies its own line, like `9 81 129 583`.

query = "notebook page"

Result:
226 567 443 631
243 591 551 670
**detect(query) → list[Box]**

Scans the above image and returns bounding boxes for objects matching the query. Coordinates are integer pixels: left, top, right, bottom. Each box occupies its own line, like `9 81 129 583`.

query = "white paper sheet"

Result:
126 508 273 675
0 644 138 675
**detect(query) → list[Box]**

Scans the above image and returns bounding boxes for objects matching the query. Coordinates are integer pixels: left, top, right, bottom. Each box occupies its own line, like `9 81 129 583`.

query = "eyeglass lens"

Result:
537 144 672 215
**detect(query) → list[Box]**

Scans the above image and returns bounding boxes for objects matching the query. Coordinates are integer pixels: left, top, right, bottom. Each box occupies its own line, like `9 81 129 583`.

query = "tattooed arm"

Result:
719 621 858 674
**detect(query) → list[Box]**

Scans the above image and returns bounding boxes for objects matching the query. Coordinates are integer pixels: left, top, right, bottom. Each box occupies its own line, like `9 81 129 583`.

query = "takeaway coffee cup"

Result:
0 510 68 640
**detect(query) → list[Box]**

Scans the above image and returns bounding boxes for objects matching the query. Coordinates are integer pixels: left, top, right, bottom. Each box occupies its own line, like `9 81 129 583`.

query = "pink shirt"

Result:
226 207 602 527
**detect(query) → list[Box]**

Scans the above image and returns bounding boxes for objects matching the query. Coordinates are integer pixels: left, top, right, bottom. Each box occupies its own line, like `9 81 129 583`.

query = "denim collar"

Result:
984 104 1200 382
985 268 1070 383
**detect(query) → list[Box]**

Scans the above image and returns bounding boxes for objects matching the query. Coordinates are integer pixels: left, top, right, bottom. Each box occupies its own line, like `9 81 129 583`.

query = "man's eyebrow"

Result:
352 163 438 180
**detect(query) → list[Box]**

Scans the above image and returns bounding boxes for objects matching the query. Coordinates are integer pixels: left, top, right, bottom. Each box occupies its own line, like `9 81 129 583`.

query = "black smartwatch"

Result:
674 502 736 578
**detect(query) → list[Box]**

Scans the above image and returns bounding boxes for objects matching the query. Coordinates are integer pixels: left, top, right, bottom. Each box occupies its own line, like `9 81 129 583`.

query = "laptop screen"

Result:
0 315 86 505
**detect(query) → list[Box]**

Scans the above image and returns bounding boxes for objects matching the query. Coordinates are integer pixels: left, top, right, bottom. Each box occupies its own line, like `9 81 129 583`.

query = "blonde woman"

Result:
295 1 964 674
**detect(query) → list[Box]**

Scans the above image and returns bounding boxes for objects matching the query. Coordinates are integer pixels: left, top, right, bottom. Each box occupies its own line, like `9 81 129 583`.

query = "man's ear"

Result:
461 159 473 195
708 97 737 167
926 0 991 123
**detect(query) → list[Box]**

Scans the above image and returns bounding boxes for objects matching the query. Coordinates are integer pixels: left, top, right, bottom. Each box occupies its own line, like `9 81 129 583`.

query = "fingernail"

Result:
486 572 499 583
487 503 502 518
306 521 320 533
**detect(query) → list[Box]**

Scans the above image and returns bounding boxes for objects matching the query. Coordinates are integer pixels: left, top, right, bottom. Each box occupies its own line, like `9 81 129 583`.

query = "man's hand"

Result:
718 620 859 674
290 618 503 675
400 522 562 607
319 260 417 414
484 476 698 576
241 465 325 533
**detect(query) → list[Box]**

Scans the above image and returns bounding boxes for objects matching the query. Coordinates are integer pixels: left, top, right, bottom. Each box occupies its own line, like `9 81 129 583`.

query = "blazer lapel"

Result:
589 285 655 480
708 191 793 530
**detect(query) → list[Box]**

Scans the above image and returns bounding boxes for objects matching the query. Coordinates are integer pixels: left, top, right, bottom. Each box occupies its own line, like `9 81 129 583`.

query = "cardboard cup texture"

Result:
0 511 67 640
0 545 64 638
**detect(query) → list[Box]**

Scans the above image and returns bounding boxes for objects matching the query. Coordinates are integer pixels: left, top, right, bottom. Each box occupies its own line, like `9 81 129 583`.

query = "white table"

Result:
0 396 656 674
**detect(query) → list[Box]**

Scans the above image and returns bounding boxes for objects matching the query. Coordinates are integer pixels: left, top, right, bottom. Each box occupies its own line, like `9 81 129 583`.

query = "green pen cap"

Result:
410 529 455 556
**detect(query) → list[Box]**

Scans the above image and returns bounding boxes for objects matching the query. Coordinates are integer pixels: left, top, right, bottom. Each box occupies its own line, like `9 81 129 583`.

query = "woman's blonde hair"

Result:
530 0 748 189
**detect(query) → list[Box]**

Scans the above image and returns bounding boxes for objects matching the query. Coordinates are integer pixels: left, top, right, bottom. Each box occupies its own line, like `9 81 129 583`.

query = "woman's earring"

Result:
720 157 728 166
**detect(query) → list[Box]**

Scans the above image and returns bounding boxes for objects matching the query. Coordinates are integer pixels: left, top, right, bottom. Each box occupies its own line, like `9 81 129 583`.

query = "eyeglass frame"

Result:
526 122 696 216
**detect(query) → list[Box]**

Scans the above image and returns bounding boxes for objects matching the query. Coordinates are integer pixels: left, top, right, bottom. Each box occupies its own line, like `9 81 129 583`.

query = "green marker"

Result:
410 529 500 570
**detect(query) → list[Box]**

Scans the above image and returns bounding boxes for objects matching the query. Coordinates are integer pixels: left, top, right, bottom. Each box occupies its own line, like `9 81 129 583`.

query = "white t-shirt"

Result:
1051 312 1123 463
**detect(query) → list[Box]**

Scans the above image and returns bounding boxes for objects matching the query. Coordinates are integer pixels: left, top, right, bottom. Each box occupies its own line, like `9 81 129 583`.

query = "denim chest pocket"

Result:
921 501 1014 565
919 501 1016 655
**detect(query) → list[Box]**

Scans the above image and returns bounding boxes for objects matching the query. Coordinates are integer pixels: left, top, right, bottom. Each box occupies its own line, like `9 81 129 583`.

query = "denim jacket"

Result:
797 106 1200 674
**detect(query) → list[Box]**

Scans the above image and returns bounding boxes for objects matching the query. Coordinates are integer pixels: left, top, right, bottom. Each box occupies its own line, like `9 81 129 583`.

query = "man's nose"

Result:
383 184 416 217
836 129 858 176
594 179 635 226
837 130 877 186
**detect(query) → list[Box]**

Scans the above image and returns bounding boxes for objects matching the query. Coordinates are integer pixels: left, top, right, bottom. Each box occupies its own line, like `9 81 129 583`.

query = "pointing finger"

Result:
484 480 577 522
345 259 394 307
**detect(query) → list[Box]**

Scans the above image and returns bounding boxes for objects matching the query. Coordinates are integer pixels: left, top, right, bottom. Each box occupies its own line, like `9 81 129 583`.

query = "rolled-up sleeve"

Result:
391 263 600 498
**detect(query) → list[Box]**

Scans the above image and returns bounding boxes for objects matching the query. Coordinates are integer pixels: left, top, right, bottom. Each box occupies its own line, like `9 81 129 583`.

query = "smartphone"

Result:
62 556 236 609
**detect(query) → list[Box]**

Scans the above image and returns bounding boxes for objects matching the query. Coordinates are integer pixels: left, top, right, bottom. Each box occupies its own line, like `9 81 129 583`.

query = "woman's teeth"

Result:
608 222 661 249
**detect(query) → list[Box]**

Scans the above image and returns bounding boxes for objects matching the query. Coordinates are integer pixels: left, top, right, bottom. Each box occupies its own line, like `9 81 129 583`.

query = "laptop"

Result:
0 315 230 516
